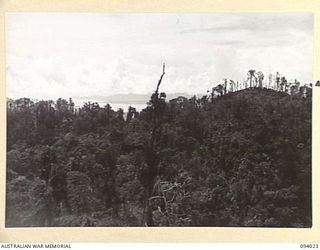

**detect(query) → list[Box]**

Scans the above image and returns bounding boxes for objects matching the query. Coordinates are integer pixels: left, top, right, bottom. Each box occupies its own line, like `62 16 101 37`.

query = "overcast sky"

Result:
5 13 313 100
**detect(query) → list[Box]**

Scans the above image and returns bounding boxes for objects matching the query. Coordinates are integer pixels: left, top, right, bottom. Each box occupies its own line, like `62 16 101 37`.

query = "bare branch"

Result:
155 63 165 94
149 195 166 201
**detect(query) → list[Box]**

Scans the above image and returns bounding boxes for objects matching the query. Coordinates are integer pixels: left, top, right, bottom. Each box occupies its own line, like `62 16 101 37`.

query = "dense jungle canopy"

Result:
6 87 312 227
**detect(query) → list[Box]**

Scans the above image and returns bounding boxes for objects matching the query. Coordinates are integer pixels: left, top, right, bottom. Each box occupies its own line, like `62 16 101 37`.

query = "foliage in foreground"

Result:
6 87 312 227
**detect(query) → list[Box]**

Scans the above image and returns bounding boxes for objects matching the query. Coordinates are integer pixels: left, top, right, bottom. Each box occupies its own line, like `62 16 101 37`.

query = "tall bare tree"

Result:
247 69 257 88
142 63 166 226
257 71 264 88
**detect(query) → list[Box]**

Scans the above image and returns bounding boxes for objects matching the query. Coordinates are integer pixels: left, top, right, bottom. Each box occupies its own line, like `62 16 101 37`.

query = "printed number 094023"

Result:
300 244 319 248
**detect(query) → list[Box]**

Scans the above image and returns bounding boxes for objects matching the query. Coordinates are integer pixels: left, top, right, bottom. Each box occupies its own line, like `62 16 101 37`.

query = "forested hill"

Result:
6 87 312 227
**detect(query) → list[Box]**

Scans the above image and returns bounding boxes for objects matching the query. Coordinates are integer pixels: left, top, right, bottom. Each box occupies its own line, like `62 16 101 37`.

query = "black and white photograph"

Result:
5 13 313 227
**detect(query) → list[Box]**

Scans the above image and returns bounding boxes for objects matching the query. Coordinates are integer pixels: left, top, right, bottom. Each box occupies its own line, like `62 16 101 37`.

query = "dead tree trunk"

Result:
143 63 166 226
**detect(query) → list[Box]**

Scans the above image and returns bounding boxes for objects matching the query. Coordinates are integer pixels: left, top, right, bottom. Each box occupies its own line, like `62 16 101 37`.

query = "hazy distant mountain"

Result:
73 93 202 104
